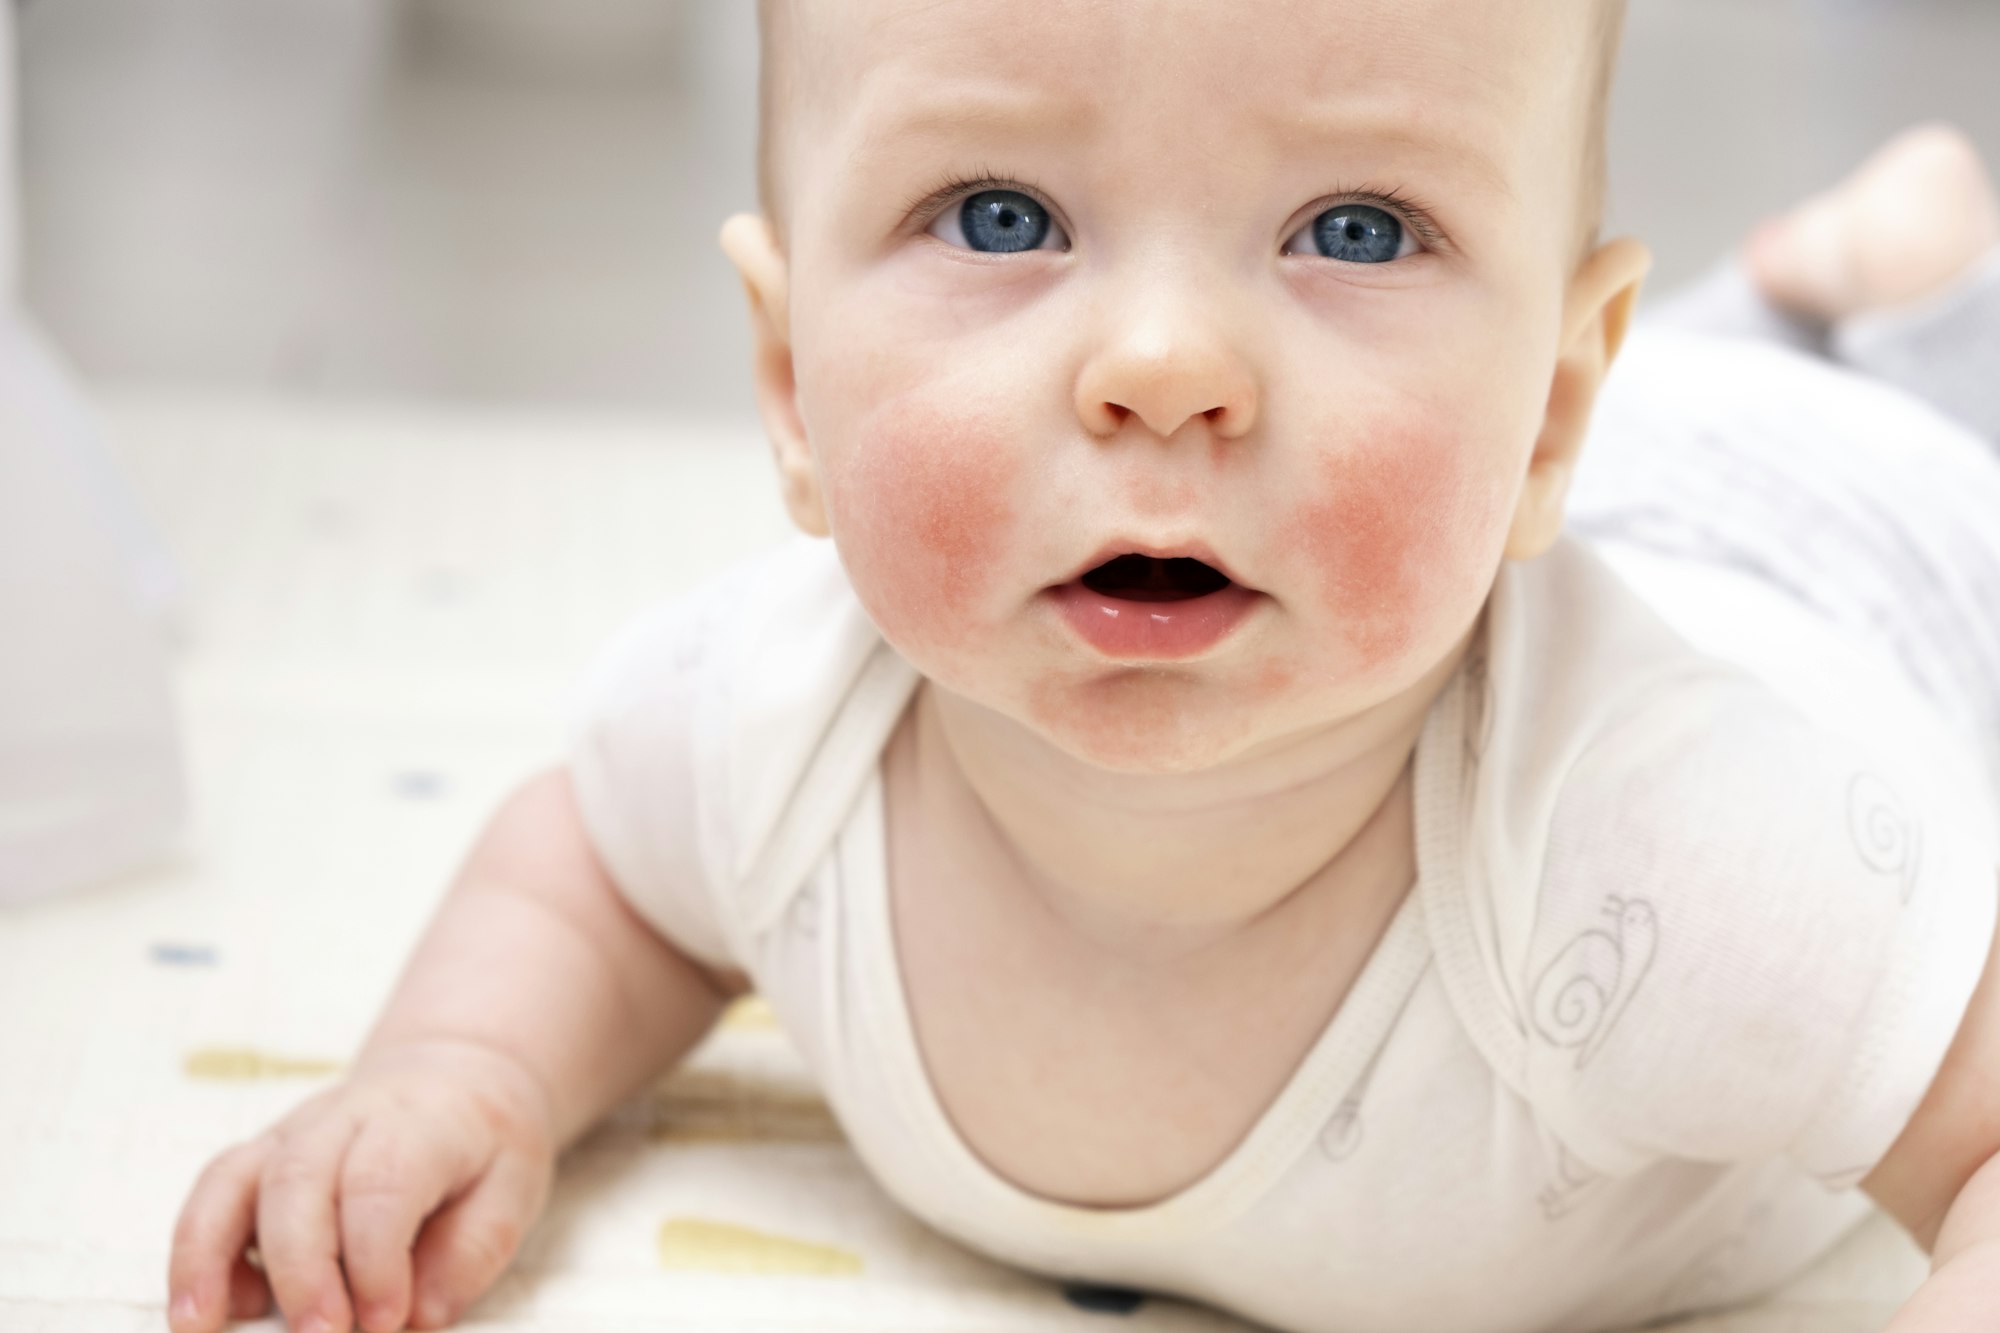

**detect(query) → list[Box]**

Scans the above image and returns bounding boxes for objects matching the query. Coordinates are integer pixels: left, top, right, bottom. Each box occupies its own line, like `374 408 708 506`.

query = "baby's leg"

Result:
1648 123 2000 443
1746 124 1998 328
1751 123 2000 442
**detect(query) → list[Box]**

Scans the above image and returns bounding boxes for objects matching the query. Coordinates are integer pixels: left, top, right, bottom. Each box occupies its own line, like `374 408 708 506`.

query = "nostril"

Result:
1204 404 1249 435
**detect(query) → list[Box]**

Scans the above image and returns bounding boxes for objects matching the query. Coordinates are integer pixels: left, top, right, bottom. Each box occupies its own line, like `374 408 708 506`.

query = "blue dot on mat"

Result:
1064 1283 1148 1314
392 771 449 800
150 943 219 967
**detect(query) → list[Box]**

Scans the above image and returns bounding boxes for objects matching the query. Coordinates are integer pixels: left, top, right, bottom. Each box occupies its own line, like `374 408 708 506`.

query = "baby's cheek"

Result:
826 403 1024 654
1277 425 1511 670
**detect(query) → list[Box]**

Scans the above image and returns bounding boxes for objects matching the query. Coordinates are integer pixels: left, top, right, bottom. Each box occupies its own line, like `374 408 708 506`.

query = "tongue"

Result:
1081 555 1231 602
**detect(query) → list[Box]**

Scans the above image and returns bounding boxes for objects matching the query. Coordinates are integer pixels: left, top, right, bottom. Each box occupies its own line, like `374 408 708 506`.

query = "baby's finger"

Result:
168 1138 271 1333
407 1150 553 1330
227 1250 273 1322
338 1115 481 1333
256 1110 364 1333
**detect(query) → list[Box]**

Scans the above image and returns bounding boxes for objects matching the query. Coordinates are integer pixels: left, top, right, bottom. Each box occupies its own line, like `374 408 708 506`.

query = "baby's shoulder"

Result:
1537 666 1925 916
1477 534 1970 852
568 533 917 952
1499 526 1962 899
1454 544 1993 1068
1443 587 1998 1181
1466 597 1909 970
1499 664 1994 1181
1495 537 1972 901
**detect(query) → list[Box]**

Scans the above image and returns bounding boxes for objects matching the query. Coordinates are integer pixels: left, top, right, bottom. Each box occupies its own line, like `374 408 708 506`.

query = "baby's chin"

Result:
1016 667 1282 777
866 598 1407 777
891 639 1263 775
875 618 1362 776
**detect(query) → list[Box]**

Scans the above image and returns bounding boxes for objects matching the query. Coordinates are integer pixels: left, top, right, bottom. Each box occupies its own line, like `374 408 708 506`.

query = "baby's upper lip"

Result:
1056 538 1250 590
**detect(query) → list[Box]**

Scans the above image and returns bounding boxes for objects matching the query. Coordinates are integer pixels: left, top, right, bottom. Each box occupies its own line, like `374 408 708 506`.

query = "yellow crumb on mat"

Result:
656 1217 864 1277
183 1048 345 1080
645 1067 844 1144
719 995 780 1031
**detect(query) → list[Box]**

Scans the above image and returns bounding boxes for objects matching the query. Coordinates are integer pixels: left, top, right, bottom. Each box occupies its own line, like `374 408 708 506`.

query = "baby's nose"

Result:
1074 309 1259 442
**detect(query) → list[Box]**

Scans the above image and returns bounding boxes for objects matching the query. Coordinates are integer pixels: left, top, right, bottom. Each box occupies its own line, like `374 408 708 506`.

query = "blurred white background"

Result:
15 0 2000 418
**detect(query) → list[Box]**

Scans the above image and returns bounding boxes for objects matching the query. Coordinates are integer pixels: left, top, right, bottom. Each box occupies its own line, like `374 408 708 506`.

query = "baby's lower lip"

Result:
1048 580 1262 660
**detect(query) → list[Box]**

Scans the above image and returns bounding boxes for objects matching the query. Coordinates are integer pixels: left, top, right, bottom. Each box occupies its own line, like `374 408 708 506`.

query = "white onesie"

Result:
568 330 2000 1333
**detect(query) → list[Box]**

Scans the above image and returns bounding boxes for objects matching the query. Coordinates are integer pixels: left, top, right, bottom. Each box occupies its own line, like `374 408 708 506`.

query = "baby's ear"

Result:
1504 236 1652 562
720 213 830 538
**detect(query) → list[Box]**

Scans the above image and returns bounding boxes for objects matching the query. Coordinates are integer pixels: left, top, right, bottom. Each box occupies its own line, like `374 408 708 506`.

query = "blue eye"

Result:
1308 204 1406 264
958 189 1053 253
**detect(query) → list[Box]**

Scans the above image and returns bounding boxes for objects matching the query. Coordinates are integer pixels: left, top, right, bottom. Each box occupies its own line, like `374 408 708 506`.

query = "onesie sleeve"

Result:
564 571 749 974
1521 674 1999 1188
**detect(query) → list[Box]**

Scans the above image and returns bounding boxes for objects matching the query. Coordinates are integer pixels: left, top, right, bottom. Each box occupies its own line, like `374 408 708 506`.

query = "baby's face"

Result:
753 0 1628 773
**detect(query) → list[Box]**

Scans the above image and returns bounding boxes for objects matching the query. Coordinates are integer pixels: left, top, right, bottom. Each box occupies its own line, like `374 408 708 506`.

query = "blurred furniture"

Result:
401 0 693 79
0 0 186 904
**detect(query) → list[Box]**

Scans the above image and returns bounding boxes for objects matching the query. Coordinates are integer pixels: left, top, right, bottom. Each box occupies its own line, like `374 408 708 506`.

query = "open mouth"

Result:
1078 554 1234 603
1053 551 1259 658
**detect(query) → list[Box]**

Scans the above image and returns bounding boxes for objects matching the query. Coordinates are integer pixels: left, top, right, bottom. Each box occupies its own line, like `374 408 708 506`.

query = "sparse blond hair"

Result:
1580 0 1630 254
755 0 792 233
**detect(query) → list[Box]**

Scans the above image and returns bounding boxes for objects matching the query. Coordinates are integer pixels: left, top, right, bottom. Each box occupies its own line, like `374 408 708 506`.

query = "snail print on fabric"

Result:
1318 1033 1400 1163
1537 1140 1606 1222
1317 1093 1365 1162
1847 771 1923 904
1531 896 1659 1070
1656 1199 1773 1316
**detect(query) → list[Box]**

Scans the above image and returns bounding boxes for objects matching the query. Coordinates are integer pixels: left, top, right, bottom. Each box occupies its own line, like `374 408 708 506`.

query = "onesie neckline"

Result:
842 664 1463 1247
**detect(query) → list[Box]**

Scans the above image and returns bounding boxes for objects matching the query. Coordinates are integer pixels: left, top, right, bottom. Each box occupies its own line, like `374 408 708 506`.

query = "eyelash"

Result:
1303 184 1449 253
902 169 1060 232
901 170 1450 253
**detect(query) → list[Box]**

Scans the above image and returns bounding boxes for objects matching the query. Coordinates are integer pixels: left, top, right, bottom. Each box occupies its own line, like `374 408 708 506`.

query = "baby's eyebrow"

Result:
849 79 1093 160
1255 98 1517 202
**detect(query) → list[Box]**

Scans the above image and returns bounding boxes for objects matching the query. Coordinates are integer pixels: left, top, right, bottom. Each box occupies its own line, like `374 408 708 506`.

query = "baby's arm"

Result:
168 766 745 1333
359 765 747 1147
1861 870 2000 1332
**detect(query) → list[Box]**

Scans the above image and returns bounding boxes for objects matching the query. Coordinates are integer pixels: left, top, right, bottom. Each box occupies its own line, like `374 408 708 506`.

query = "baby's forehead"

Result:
797 0 1586 159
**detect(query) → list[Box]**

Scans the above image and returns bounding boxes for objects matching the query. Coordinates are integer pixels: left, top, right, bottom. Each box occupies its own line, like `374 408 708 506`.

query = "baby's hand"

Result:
168 1038 558 1333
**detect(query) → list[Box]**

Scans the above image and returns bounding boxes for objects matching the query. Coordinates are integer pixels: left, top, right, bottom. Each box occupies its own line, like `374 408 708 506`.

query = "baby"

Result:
167 3 2000 1332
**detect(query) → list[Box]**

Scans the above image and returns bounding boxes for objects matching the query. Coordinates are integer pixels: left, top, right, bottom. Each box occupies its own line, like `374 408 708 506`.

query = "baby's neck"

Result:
920 629 1474 966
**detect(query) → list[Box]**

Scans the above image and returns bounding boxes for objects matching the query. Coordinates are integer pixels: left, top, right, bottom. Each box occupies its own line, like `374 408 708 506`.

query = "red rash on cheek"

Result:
832 405 1022 649
1277 426 1495 669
